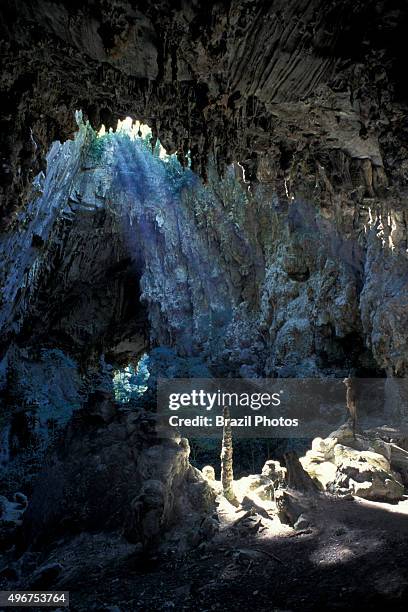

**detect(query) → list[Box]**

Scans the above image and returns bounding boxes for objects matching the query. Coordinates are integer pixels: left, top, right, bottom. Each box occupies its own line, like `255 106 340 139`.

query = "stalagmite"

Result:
221 406 236 503
343 376 358 437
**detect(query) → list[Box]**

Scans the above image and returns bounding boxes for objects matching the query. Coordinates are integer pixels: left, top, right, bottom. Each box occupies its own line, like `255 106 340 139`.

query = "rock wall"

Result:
1 0 407 418
0 0 408 565
20 401 215 551
2 119 408 406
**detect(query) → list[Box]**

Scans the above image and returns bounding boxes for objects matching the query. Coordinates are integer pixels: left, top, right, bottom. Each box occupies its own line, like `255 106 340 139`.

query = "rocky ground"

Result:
2 491 408 611
2 425 408 612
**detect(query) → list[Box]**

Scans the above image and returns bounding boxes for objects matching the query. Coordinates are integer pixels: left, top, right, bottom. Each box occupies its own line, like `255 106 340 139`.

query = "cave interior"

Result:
1 1 408 611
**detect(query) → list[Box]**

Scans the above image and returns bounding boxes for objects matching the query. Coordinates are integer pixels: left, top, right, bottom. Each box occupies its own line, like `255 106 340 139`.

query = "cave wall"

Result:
2 119 406 406
0 123 148 487
20 405 216 551
1 0 407 380
0 124 148 366
1 0 407 382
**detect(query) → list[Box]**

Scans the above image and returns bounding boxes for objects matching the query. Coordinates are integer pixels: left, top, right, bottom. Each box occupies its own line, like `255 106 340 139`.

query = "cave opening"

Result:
113 353 150 403
0 113 284 496
37 117 323 484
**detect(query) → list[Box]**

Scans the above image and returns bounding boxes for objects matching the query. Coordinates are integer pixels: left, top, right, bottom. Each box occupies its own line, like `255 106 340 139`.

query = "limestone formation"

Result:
300 424 407 502
202 466 215 482
261 461 285 490
221 407 235 503
0 119 407 539
0 493 27 547
284 451 320 494
21 404 216 551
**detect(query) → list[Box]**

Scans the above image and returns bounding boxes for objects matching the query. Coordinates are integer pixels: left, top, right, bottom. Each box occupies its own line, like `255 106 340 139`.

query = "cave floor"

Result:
13 494 408 612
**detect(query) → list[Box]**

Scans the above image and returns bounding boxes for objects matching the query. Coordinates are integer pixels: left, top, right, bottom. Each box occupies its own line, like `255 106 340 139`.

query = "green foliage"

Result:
113 354 150 403
87 131 112 164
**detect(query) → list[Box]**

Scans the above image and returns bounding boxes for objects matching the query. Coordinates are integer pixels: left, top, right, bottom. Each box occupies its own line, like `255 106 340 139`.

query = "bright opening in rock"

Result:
113 353 150 403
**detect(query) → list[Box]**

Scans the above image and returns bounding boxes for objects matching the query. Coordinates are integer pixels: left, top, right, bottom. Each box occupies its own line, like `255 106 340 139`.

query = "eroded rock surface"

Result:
301 424 408 501
1 117 408 495
21 403 215 551
1 4 408 605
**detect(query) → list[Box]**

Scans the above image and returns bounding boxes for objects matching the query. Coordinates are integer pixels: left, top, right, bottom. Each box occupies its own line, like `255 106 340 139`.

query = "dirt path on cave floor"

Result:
35 493 408 612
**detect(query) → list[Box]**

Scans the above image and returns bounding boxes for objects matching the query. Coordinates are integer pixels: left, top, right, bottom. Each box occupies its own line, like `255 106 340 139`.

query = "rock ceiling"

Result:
0 0 407 228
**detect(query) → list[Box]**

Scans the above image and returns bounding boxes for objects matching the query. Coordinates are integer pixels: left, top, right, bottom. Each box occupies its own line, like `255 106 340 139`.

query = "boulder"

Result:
329 455 404 502
275 490 311 526
234 473 276 503
326 424 391 461
253 483 275 502
311 436 338 460
236 474 265 492
284 451 319 493
0 494 27 548
14 492 28 508
294 514 310 530
199 516 219 539
301 427 405 502
300 452 337 490
333 445 390 471
0 495 26 524
388 443 408 487
351 476 403 502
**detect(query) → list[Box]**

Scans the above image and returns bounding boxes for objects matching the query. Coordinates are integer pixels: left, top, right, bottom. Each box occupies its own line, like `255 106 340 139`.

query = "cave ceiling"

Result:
1 0 407 229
